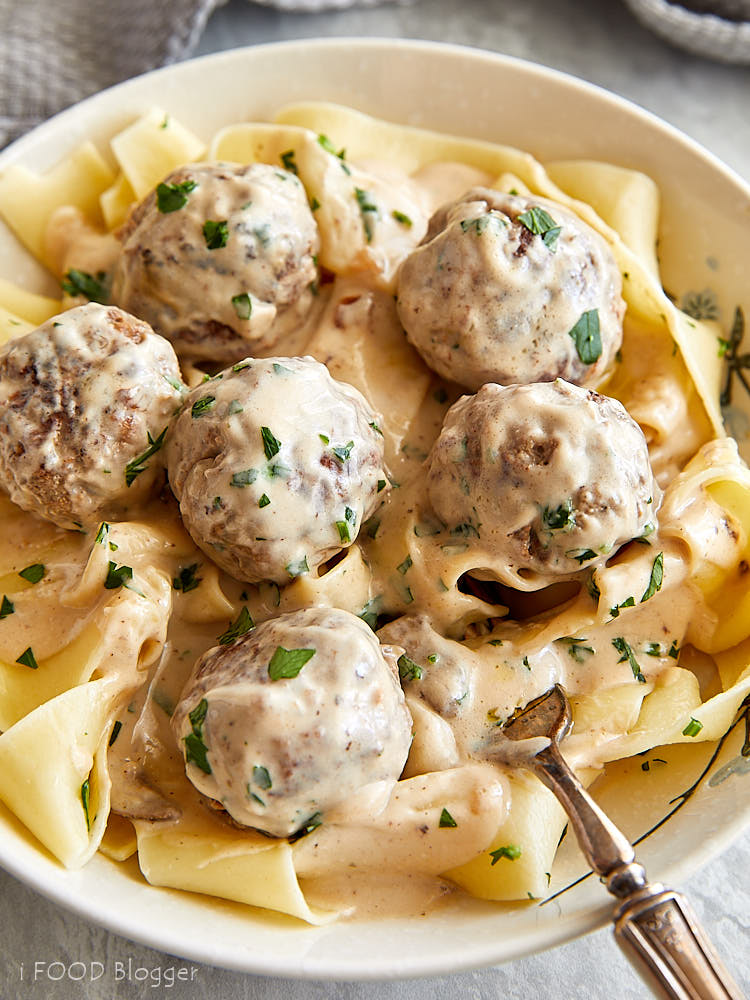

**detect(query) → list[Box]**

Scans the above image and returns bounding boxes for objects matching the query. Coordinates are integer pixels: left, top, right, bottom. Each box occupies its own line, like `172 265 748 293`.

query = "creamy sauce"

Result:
0 155 739 922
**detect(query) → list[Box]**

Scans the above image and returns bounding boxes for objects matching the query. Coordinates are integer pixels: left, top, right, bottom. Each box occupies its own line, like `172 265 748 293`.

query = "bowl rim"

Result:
0 35 749 980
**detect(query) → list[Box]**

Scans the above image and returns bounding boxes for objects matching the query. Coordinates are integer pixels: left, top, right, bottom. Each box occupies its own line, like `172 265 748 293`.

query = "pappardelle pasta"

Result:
0 102 748 924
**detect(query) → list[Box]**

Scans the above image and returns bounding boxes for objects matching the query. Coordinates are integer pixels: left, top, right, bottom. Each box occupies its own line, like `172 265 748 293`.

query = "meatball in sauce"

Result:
111 162 320 363
171 607 413 837
166 355 387 585
0 303 184 529
425 379 660 587
396 189 625 390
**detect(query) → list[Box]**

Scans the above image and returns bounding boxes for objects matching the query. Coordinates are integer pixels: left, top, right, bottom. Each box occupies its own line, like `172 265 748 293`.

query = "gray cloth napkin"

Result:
0 0 219 149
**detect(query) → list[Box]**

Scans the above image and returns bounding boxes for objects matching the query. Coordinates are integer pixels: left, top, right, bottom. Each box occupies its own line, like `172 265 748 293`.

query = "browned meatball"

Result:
396 189 624 390
111 162 320 362
426 380 660 586
0 303 185 529
172 607 412 837
166 356 387 585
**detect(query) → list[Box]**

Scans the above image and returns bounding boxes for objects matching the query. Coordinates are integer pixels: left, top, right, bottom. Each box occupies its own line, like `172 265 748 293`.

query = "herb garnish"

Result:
568 309 602 365
81 778 91 830
490 844 521 864
682 717 703 738
258 493 271 508
109 720 122 747
517 206 561 250
397 653 422 682
19 563 45 584
156 179 197 213
610 596 635 618
173 563 202 593
317 133 349 172
218 607 254 644
253 765 272 790
232 361 251 373
290 812 323 841
460 213 506 235
280 149 298 174
358 596 382 630
612 637 646 683
61 269 108 303
184 698 211 774
203 219 229 250
377 479 387 493
191 395 216 418
397 554 413 575
332 440 354 463
310 196 320 212
541 500 576 533
439 808 458 828
231 293 252 320
268 646 315 680
392 209 413 227
125 426 168 487
354 187 378 242
231 469 258 488
566 547 598 565
286 556 309 578
16 647 38 669
261 426 282 460
104 562 134 590
0 595 14 619
556 636 594 663
640 552 664 603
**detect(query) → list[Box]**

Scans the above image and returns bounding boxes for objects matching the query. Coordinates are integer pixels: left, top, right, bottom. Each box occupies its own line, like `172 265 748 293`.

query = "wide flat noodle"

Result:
109 107 205 201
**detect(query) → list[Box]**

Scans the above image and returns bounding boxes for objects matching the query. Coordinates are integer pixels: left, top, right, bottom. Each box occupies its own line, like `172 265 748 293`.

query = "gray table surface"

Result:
2 1 749 997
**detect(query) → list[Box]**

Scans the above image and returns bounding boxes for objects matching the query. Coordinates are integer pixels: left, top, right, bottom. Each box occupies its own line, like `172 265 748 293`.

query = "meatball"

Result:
166 356 387 585
172 607 412 837
426 380 660 583
396 189 624 390
111 162 320 363
0 303 184 529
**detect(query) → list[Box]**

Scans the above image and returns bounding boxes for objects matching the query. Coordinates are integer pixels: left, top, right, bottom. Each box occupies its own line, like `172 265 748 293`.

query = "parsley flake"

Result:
567 548 598 565
81 778 91 830
218 607 254 644
173 563 202 593
191 395 216 418
354 187 378 242
231 293 252 320
156 179 197 213
231 468 258 488
439 807 457 828
377 479 387 493
541 500 576 533
184 698 211 774
280 149 298 174
109 720 122 747
397 554 413 575
640 552 664 603
682 717 703 738
490 844 521 864
517 206 561 249
0 595 14 619
286 556 309 578
268 646 316 680
610 595 636 618
261 426 282 460
332 440 355 463
336 519 351 543
202 219 229 249
61 269 108 303
16 646 38 669
358 596 382 630
568 309 602 364
612 636 646 683
397 653 422 682
125 426 168 487
253 765 272 790
18 563 45 584
258 493 271 508
104 562 134 590
392 209 413 228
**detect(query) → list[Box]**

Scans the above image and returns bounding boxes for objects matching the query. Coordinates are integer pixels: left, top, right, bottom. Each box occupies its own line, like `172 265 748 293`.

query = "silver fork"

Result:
488 684 744 1000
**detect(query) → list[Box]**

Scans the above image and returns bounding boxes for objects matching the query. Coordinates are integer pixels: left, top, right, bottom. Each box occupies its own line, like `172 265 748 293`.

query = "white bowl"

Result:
1 38 749 980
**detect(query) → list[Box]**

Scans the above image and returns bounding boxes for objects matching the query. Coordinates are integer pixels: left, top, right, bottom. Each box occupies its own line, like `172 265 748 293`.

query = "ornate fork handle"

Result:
531 744 744 1000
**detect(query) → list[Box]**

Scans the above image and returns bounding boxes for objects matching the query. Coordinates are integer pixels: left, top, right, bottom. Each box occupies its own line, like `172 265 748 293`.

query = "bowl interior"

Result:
0 38 749 979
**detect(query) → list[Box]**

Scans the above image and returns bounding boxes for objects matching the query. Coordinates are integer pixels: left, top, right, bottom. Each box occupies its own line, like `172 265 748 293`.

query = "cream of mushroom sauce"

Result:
40 158 741 919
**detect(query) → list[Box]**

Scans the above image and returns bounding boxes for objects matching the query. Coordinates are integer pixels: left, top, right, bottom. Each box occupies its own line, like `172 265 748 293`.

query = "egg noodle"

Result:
0 103 748 923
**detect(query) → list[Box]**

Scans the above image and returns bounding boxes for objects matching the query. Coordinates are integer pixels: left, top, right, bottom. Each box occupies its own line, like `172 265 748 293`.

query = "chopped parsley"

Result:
392 209 413 227
460 213 506 235
490 844 521 864
317 133 348 169
397 554 413 575
612 636 646 683
16 646 38 669
541 500 576 533
228 399 244 416
682 717 703 738
369 420 383 436
610 596 635 618
95 522 109 545
217 607 254 644
568 309 602 365
268 646 316 680
336 511 353 542
61 269 108 303
231 468 258 488
253 765 272 790
108 720 122 747
310 196 321 212
668 640 680 659
191 395 216 418
280 149 298 174
286 555 309 578
104 561 134 590
556 636 594 663
358 596 382 630
184 698 211 774
377 479 387 493
258 493 271 508
156 179 197 213
202 219 229 249
567 547 598 565
172 563 202 593
232 361 252 373
231 293 253 320
354 187 378 242
640 552 664 603
517 206 561 250
397 653 422 682
332 440 355 463
81 778 91 830
18 563 45 584
439 807 457 828
0 595 14 618
125 426 168 487
261 426 282 460
272 363 293 376
290 812 323 841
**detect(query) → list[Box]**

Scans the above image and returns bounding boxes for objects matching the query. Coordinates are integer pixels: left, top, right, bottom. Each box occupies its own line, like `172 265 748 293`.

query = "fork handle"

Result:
611 880 744 1000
